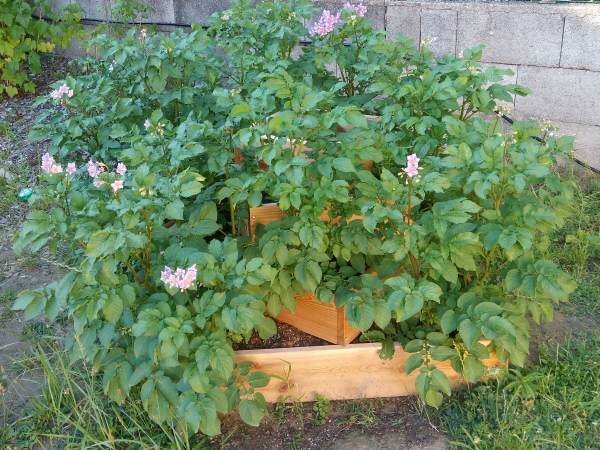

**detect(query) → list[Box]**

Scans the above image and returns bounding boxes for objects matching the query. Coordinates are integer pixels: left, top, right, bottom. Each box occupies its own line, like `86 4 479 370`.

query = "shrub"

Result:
13 0 576 437
0 0 82 97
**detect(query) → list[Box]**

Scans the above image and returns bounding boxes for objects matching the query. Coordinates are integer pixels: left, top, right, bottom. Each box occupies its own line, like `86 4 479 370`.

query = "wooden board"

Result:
277 292 361 345
235 342 504 403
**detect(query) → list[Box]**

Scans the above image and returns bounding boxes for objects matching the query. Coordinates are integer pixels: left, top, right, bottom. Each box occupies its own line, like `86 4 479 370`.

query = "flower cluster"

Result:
41 153 77 176
116 162 127 176
87 159 105 178
404 153 420 178
310 10 341 36
50 83 73 100
86 160 126 193
41 152 63 174
161 264 197 291
344 2 367 17
66 162 77 176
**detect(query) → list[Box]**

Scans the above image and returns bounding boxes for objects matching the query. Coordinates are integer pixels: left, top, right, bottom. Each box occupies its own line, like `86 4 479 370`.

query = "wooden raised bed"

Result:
249 203 361 345
235 342 504 403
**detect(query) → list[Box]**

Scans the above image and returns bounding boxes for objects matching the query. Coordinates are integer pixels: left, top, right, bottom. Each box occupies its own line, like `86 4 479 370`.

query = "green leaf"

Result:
404 353 423 374
165 199 184 220
180 180 204 197
425 389 444 408
458 319 479 350
129 362 153 387
332 157 356 173
12 291 37 311
418 281 442 302
431 369 452 396
462 355 485 382
373 303 391 329
474 302 503 316
230 102 251 117
239 398 265 427
247 371 270 388
345 110 368 128
430 346 456 361
440 310 458 335
103 293 123 325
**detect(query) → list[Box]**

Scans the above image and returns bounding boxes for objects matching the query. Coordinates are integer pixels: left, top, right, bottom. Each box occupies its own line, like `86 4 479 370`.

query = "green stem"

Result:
229 199 237 236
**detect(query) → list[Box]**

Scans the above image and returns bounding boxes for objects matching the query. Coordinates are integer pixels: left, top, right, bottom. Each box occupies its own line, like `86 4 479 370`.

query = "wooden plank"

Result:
235 342 504 403
248 203 286 241
276 293 361 345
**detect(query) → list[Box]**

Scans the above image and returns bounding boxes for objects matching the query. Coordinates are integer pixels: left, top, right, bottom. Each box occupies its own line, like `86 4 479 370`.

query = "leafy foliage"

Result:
0 0 82 97
13 0 576 436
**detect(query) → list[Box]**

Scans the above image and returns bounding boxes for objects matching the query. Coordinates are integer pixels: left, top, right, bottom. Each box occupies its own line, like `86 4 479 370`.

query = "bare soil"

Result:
216 397 447 450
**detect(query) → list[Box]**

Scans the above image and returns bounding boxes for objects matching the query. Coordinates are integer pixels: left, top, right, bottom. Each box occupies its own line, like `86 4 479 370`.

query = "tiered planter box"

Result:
235 342 504 403
249 203 360 345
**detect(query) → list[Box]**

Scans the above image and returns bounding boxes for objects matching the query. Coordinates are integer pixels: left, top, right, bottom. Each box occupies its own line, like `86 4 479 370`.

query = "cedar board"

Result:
235 342 504 403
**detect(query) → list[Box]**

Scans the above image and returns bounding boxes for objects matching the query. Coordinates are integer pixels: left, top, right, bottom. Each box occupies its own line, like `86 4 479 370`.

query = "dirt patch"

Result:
216 397 446 450
234 322 331 350
529 310 599 362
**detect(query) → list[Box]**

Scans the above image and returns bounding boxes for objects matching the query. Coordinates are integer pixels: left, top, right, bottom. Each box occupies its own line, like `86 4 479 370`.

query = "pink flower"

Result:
40 152 63 174
87 160 105 178
344 2 367 16
50 83 73 101
66 162 77 176
116 162 127 176
144 119 151 130
93 178 104 188
111 179 124 193
403 153 420 178
161 264 197 291
310 10 342 36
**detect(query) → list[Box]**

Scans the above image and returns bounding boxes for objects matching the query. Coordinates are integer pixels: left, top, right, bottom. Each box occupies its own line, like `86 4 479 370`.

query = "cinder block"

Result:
553 121 600 170
515 66 600 127
386 5 420 44
457 10 563 67
136 0 175 23
561 15 600 72
173 0 232 25
421 9 457 57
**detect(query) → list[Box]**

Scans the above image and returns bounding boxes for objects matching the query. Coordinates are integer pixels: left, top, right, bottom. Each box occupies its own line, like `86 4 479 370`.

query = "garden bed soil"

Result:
233 321 331 350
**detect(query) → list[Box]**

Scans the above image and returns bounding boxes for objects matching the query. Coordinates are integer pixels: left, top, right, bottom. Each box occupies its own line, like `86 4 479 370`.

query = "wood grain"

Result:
276 292 361 345
235 342 505 403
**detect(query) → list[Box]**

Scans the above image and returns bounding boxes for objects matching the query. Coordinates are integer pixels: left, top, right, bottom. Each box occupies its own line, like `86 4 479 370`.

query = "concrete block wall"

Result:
53 0 600 168
387 1 600 169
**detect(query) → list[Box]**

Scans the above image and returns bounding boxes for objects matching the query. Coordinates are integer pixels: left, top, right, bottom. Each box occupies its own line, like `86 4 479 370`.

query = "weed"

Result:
312 394 331 426
337 399 378 427
0 120 15 138
287 432 304 450
272 398 305 429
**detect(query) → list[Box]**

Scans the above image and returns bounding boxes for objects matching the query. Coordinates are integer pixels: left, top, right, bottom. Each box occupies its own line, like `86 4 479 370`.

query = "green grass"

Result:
437 335 600 449
0 347 210 450
548 172 600 316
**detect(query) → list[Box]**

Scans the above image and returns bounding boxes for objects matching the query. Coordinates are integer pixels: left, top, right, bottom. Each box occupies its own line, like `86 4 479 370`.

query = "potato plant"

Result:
13 0 576 436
